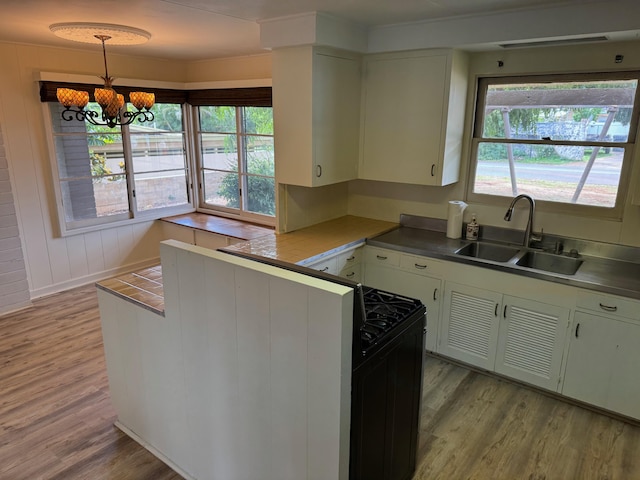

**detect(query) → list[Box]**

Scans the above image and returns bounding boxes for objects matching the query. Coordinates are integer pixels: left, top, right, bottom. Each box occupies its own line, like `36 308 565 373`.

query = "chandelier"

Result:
50 23 155 129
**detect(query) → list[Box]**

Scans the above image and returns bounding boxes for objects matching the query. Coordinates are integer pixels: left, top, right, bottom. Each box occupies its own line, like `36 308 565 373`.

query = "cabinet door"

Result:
360 52 447 185
194 230 230 250
273 46 360 187
606 320 640 419
563 312 640 420
162 222 195 244
365 264 441 352
312 52 361 186
440 282 501 370
562 312 616 410
496 296 570 392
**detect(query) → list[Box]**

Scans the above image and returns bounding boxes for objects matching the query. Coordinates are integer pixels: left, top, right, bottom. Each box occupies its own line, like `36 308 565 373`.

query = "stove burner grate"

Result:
359 288 424 353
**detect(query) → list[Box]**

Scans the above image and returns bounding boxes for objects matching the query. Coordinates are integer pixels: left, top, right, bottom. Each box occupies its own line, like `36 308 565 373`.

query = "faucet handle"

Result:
529 227 543 244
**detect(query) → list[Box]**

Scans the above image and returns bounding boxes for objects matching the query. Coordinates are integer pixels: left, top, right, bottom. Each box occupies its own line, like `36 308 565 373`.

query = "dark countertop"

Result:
368 226 640 301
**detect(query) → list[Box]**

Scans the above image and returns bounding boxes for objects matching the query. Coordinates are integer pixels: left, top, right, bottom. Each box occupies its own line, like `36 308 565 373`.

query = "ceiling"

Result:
0 0 630 61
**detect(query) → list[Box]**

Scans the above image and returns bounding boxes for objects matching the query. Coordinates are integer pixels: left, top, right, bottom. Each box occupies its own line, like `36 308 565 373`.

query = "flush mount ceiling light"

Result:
50 22 155 128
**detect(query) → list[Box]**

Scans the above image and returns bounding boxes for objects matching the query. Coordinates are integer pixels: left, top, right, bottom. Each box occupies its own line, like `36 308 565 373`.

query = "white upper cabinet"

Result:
359 49 468 186
273 46 361 187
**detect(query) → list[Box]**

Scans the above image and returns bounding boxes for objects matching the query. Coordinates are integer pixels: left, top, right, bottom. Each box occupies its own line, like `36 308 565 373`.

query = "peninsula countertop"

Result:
221 215 398 264
96 215 398 314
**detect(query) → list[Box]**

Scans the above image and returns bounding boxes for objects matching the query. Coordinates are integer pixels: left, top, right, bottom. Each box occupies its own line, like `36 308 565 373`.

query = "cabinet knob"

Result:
431 164 436 177
376 255 388 260
414 263 427 270
316 165 322 177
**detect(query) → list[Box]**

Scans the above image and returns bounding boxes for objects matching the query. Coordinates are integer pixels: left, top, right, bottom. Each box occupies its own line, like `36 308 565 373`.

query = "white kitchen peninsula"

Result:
97 240 354 480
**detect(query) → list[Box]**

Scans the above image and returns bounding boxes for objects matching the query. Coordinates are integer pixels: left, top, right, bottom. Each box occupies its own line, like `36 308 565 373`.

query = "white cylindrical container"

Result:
446 201 468 239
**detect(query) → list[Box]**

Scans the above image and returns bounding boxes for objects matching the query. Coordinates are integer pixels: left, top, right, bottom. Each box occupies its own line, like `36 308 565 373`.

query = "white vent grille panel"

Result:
503 305 558 378
447 292 495 359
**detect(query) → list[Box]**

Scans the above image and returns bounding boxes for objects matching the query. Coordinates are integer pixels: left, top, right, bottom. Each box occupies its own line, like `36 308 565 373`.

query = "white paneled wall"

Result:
0 119 30 314
99 241 353 480
0 43 184 301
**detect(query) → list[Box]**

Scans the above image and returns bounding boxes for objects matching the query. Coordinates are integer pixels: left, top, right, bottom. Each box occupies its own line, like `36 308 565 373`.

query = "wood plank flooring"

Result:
2 284 640 479
0 284 182 480
415 357 640 480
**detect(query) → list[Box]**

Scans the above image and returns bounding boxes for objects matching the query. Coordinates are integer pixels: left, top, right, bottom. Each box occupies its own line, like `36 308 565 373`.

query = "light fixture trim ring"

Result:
49 22 151 45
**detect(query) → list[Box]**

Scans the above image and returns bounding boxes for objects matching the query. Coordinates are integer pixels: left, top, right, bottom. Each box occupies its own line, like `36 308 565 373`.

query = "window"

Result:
42 82 274 233
195 105 275 221
47 101 192 232
469 72 640 217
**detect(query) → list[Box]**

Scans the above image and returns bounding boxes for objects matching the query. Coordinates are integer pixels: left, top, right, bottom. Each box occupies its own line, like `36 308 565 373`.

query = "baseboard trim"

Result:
29 257 161 300
113 420 195 480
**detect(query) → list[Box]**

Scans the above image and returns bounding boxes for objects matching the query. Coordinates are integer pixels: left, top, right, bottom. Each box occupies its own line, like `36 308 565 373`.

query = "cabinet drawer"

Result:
576 291 640 321
400 254 443 277
336 247 362 271
339 264 362 282
307 257 338 275
364 247 400 267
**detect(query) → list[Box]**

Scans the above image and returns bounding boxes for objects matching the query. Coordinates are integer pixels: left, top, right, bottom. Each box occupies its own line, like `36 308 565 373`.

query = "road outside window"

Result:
469 73 640 214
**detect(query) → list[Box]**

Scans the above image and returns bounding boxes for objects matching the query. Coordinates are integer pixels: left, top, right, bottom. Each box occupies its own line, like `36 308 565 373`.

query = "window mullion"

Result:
121 123 136 217
183 103 199 205
237 107 247 213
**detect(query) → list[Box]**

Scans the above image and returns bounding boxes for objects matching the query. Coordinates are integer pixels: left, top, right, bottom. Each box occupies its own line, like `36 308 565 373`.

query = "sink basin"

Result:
455 242 521 262
515 251 583 275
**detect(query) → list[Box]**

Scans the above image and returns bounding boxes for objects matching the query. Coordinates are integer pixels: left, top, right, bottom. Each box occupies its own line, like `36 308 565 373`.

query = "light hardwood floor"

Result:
2 284 640 479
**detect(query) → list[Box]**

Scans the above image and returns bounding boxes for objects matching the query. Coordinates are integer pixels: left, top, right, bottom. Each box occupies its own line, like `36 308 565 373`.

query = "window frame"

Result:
466 70 640 220
191 104 275 227
43 100 195 236
41 78 274 236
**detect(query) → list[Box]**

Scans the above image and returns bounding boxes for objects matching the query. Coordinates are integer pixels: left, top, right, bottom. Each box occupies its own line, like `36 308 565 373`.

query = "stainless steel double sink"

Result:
454 241 583 275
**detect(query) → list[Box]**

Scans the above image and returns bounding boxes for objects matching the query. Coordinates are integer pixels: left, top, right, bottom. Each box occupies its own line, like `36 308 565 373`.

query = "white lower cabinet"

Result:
337 248 363 282
440 282 502 370
364 252 441 352
304 245 363 280
562 309 640 420
440 283 569 391
360 244 640 419
496 296 569 391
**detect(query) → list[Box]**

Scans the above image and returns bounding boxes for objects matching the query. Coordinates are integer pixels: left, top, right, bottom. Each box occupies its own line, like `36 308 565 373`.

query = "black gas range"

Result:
350 285 426 480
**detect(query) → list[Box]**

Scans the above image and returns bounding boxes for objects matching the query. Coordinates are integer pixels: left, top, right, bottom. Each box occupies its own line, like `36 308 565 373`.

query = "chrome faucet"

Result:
504 194 537 247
